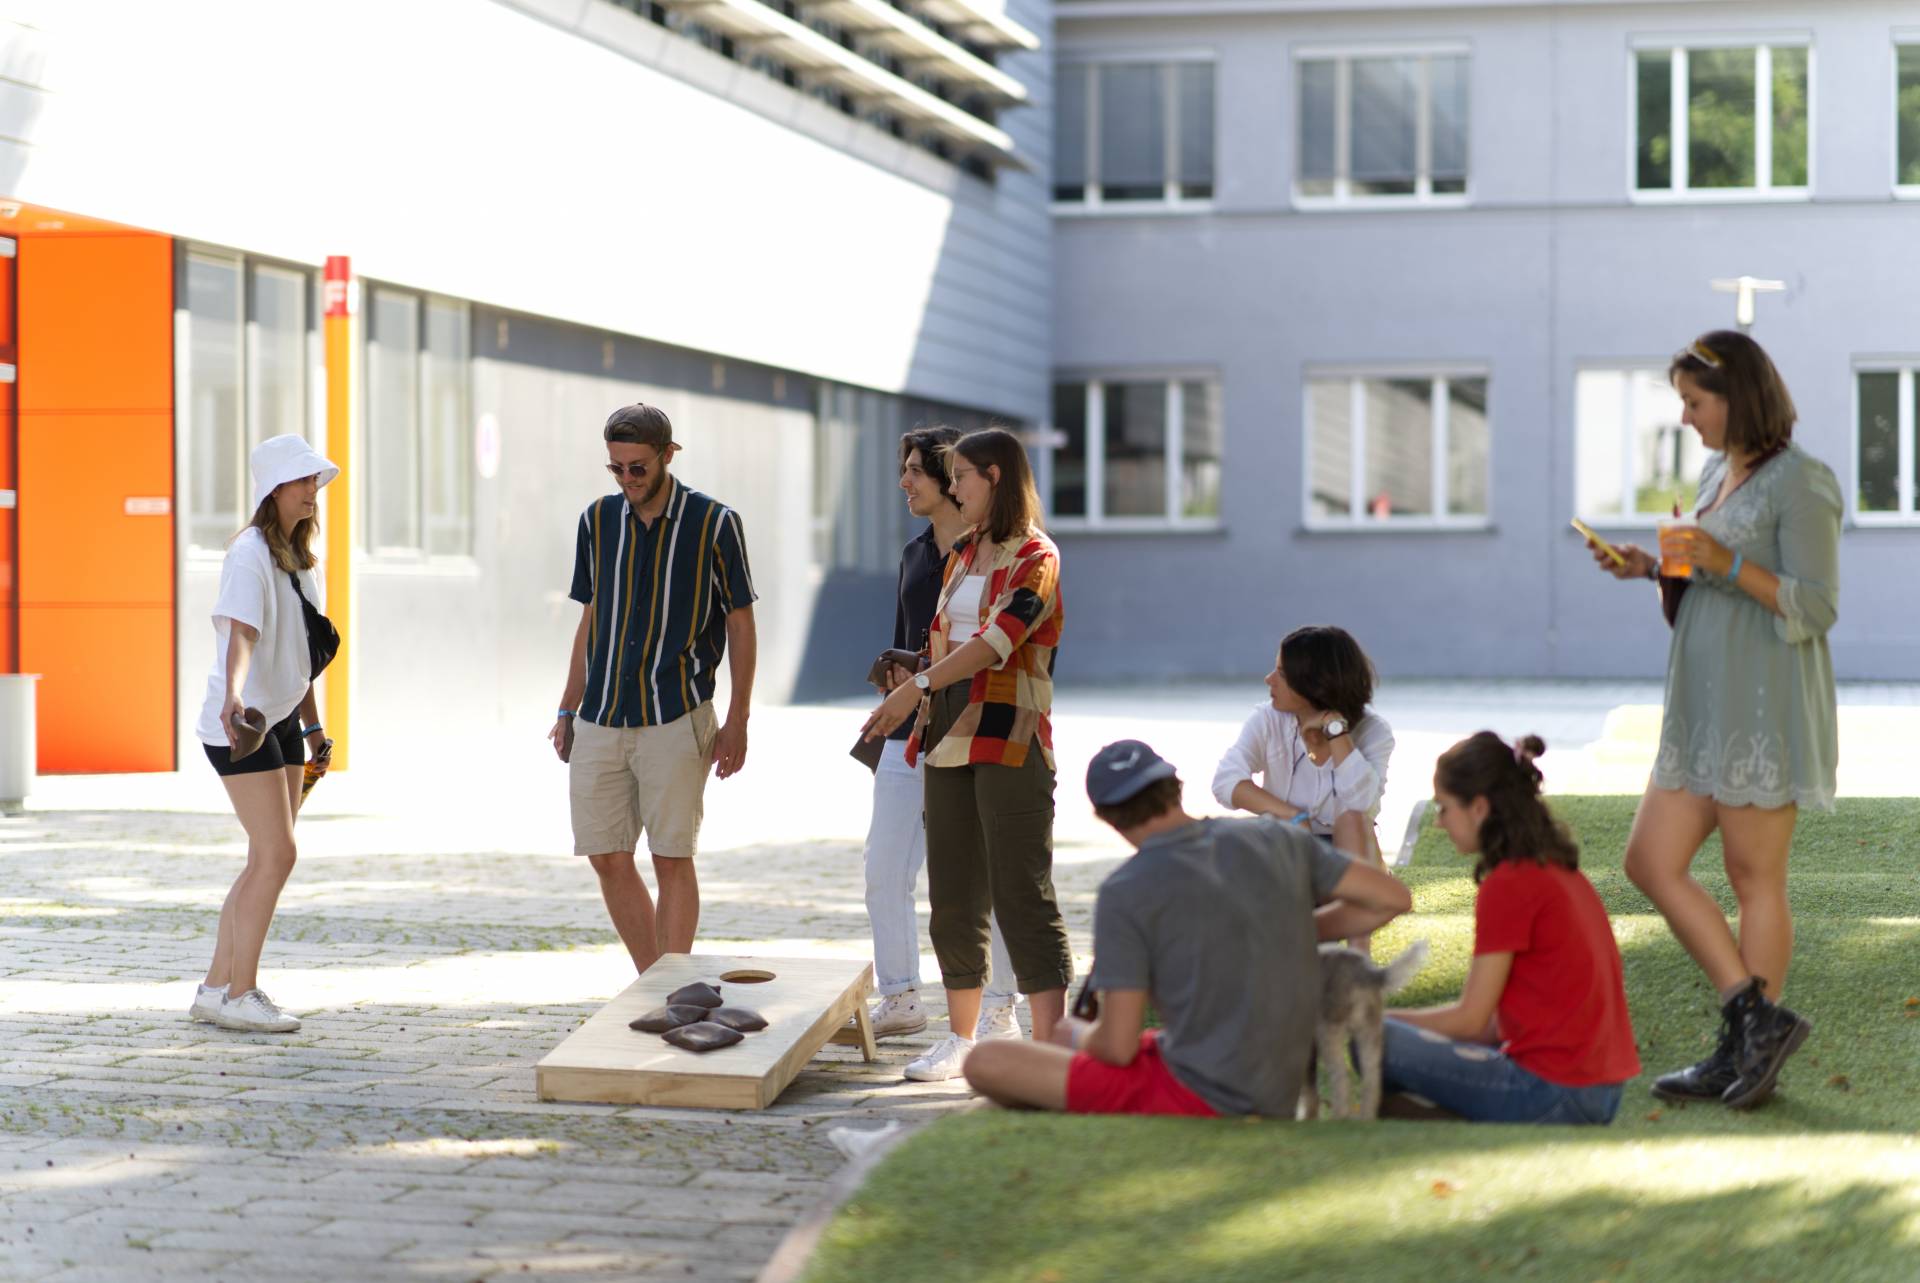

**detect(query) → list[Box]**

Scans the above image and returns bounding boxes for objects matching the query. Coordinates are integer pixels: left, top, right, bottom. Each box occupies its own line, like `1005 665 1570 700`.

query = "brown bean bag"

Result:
666 982 724 1009
628 1004 709 1033
662 1021 744 1052
706 1006 768 1032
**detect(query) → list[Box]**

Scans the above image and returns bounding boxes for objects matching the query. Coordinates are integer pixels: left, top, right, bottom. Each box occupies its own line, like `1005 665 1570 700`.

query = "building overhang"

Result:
651 0 1021 165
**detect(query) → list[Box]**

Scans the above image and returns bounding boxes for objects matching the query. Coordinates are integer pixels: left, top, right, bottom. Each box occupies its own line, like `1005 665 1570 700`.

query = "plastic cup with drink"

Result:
1657 515 1698 579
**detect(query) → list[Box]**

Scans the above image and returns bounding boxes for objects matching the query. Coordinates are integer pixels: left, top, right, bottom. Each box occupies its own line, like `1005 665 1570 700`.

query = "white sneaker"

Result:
974 1000 1023 1042
903 1034 974 1082
214 989 301 1033
870 991 929 1038
189 984 227 1023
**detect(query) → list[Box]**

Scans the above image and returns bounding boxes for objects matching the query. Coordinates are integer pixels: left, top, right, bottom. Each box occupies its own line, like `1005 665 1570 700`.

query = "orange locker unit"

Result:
7 201 176 772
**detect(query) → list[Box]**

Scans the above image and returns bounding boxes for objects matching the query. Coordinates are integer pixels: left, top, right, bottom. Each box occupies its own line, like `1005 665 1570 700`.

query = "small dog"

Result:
1299 940 1430 1121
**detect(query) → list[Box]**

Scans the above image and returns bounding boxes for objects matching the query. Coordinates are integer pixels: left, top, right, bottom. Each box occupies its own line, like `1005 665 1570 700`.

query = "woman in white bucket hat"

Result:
190 434 340 1034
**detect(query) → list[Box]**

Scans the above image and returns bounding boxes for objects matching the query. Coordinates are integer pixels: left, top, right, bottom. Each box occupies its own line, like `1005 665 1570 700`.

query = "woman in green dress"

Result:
1585 330 1839 1111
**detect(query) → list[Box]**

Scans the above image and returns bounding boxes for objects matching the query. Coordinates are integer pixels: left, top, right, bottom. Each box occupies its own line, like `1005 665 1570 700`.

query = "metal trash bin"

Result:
0 673 39 814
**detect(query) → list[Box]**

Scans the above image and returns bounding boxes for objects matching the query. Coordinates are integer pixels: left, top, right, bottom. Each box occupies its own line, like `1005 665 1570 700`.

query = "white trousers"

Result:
863 739 1015 1001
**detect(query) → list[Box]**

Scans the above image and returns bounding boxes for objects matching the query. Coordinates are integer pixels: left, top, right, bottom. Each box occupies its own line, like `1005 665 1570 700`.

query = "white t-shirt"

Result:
944 574 989 639
195 528 324 746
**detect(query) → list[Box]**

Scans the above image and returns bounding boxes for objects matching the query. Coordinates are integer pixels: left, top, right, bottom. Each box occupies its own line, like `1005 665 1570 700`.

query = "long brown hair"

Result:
1668 329 1797 459
1434 731 1579 884
946 427 1043 543
235 491 319 573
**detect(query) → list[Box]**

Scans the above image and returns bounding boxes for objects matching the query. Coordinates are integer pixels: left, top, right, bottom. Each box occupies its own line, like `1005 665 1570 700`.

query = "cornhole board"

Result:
536 953 878 1110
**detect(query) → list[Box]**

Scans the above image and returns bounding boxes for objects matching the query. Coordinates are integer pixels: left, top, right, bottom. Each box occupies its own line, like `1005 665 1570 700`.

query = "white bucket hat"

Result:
250 434 340 512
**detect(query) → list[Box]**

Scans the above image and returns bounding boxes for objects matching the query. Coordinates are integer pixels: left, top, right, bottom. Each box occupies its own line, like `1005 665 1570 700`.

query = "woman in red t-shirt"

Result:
1382 732 1640 1123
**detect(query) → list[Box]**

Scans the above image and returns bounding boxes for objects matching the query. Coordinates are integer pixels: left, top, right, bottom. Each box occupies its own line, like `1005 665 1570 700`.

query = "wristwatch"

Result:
1322 716 1349 739
913 672 932 692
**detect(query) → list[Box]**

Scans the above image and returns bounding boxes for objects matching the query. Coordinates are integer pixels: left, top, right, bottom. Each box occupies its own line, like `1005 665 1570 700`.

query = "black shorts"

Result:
204 708 306 777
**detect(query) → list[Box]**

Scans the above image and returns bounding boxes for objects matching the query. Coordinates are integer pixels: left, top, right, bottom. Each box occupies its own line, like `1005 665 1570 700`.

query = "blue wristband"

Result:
1728 553 1743 581
556 709 575 718
301 724 323 737
1289 811 1312 827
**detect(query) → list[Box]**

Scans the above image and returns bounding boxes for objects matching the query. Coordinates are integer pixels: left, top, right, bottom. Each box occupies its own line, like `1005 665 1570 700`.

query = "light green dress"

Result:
1654 443 1841 812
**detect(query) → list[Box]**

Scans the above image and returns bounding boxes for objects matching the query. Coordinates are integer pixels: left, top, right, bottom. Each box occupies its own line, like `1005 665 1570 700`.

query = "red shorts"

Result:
1065 1032 1219 1118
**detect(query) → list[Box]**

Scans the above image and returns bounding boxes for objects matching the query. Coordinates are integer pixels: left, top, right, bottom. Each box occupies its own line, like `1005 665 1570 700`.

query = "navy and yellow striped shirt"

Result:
569 477 757 727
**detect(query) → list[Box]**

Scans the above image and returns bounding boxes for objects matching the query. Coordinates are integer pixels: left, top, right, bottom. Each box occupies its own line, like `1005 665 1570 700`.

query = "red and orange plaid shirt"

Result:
907 526 1063 770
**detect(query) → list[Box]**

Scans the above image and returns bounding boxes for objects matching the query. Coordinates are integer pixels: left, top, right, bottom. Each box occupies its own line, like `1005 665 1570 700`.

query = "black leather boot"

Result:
1723 979 1812 1111
1649 987 1745 1103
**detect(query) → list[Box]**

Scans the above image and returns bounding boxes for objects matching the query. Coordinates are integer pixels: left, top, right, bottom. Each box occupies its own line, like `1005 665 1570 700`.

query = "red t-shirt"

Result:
1474 860 1641 1087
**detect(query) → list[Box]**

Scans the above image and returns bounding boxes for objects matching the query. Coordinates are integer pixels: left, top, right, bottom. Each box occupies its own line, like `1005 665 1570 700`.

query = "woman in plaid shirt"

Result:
863 428 1071 1082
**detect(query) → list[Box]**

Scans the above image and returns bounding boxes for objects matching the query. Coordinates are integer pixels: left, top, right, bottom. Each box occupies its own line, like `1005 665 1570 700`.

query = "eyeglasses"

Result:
950 466 980 483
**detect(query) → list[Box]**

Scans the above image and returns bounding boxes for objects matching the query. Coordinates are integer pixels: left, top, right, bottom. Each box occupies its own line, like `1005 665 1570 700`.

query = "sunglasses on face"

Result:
606 457 660 480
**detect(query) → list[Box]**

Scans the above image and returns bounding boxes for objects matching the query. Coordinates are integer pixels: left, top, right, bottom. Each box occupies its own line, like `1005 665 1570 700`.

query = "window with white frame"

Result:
1054 60 1215 206
1855 365 1919 519
1049 377 1221 523
1306 373 1489 525
1296 48 1468 203
1634 40 1809 195
1898 41 1920 193
182 249 314 549
364 286 473 557
1574 368 1699 521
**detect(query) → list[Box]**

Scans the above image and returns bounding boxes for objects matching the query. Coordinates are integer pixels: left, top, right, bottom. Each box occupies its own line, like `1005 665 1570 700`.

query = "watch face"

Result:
1324 718 1347 738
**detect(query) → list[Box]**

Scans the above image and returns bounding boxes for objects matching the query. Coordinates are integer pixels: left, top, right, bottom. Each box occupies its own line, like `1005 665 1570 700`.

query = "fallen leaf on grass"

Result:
1904 997 1918 1008
1645 1109 1663 1122
1431 1180 1460 1198
1828 1074 1852 1091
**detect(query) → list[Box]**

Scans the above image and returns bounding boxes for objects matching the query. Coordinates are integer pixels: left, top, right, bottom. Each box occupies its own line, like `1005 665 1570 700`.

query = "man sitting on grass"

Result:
965 739 1413 1117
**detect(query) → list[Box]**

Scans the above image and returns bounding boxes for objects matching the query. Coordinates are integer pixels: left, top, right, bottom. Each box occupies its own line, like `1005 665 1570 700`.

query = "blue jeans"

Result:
1381 1019 1624 1124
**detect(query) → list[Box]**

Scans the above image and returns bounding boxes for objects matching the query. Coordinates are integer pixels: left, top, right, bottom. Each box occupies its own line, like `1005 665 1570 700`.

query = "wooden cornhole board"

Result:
536 953 878 1110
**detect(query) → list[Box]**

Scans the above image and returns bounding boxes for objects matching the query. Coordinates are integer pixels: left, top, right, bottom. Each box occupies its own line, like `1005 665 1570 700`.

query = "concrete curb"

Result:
755 1121 920 1283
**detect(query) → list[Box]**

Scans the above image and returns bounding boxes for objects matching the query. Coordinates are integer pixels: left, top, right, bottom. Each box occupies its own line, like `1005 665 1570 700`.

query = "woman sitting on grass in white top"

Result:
1212 626 1395 942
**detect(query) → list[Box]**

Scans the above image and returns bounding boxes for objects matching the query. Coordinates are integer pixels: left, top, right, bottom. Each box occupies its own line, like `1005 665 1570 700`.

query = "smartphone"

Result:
1569 518 1627 567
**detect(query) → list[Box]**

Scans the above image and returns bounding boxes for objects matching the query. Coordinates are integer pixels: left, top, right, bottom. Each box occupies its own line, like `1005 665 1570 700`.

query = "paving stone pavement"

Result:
6 681 1916 1282
0 812 1111 1282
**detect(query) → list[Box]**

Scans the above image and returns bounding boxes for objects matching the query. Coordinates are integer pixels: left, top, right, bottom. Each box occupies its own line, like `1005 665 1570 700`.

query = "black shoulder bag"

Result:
289 570 340 679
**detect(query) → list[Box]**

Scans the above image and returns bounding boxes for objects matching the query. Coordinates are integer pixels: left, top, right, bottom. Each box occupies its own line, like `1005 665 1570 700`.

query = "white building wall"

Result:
1 0 1051 420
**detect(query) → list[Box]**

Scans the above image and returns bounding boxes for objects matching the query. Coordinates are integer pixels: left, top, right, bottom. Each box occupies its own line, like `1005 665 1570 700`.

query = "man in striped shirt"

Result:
550 404 757 973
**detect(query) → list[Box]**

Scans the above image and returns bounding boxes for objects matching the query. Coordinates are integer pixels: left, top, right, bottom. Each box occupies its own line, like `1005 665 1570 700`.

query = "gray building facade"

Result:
1047 0 1920 681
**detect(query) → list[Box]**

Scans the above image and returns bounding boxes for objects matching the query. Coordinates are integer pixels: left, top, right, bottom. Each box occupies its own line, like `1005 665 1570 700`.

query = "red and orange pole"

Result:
322 255 352 769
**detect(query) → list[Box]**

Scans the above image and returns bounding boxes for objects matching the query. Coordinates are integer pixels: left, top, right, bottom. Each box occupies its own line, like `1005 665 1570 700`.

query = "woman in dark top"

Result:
861 426 1017 1041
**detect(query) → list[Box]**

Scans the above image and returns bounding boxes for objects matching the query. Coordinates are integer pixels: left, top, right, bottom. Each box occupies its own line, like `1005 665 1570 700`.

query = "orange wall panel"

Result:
17 229 175 773
18 235 173 411
0 243 15 675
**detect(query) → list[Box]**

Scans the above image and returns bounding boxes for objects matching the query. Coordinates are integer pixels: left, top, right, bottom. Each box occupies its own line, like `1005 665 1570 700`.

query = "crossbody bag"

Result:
288 570 341 679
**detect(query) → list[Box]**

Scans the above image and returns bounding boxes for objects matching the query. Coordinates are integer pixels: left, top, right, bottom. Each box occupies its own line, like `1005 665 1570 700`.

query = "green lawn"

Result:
802 797 1920 1283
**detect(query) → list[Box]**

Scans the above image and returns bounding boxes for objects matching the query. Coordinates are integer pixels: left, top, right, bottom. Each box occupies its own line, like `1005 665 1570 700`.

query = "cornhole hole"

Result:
536 953 878 1110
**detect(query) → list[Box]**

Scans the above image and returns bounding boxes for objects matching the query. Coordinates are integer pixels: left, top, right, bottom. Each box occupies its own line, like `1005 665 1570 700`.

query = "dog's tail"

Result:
1378 939 1429 996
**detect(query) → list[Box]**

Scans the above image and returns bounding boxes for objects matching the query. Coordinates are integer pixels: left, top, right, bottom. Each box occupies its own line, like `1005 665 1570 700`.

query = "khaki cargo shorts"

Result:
569 702 717 859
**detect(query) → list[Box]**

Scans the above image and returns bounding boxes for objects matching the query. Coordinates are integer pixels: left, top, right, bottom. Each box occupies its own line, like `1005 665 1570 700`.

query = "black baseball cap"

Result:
1086 739 1178 806
604 403 674 450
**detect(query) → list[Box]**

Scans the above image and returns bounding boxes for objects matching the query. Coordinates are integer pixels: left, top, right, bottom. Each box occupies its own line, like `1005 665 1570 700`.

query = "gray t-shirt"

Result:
1090 816 1352 1117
